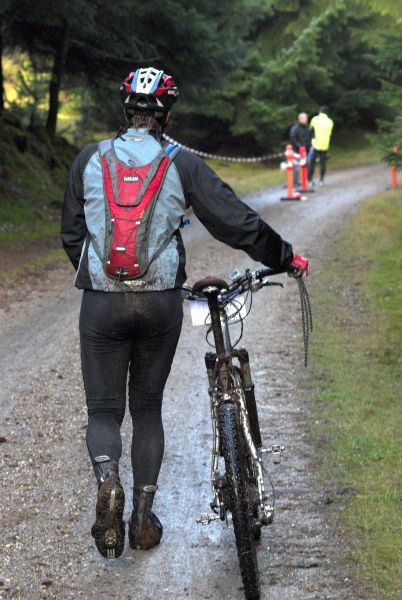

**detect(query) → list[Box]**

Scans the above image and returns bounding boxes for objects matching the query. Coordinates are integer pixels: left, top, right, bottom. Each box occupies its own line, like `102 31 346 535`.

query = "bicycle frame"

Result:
204 289 274 525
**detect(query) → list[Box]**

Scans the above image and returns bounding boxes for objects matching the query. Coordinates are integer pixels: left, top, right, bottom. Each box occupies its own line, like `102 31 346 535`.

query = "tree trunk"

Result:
0 29 4 114
46 22 70 140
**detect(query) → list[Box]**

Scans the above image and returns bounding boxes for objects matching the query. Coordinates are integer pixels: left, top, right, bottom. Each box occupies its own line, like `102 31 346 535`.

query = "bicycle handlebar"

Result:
182 265 290 301
227 266 287 296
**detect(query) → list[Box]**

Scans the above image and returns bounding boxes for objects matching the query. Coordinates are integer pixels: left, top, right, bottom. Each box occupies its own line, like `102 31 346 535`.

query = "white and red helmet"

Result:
120 67 179 118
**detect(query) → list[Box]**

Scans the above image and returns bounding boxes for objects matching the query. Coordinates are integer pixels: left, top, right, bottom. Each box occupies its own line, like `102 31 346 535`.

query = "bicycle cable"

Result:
203 274 313 366
295 276 313 367
205 286 252 349
223 287 253 348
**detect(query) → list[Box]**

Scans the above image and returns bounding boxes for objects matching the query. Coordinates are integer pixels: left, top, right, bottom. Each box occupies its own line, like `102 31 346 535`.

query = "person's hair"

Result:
319 105 329 114
298 112 308 120
128 113 160 130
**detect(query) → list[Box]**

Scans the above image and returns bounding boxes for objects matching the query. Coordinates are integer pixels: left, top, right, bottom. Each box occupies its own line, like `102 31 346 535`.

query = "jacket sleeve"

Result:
61 145 96 270
174 150 293 270
289 124 300 150
310 118 316 140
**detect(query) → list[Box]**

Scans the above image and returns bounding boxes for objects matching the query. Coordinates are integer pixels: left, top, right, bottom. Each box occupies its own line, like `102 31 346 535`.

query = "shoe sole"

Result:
92 478 125 559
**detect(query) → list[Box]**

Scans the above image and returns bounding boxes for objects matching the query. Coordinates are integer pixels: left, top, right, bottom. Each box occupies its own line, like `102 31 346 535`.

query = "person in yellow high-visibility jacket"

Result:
307 106 334 186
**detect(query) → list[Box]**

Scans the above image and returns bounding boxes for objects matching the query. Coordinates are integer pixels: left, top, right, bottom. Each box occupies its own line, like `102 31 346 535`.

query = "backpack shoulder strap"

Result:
133 143 179 206
98 138 113 157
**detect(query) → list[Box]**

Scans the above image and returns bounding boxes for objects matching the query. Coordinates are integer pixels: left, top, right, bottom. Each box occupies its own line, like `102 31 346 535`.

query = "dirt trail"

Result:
0 164 387 599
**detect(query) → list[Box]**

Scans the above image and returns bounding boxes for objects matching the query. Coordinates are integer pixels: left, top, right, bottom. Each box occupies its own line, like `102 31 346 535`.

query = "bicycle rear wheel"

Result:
219 401 260 600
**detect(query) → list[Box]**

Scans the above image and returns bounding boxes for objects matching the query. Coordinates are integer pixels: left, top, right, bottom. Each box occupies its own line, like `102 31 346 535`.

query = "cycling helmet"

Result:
120 67 179 119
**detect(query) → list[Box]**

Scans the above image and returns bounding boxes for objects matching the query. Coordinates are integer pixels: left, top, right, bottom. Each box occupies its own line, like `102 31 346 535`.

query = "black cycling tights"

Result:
308 149 327 182
79 289 183 486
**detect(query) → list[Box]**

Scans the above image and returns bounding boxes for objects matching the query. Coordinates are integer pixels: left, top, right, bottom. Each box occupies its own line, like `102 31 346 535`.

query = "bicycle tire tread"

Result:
219 401 260 600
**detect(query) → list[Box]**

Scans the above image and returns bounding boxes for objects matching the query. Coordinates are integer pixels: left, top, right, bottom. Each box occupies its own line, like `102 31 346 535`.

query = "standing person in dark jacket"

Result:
61 66 309 560
289 112 312 187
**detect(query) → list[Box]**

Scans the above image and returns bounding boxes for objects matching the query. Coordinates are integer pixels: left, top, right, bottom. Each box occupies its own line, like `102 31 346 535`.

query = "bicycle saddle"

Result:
192 276 229 295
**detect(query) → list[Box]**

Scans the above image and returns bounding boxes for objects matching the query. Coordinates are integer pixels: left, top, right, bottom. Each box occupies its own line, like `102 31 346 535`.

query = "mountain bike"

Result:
181 266 312 600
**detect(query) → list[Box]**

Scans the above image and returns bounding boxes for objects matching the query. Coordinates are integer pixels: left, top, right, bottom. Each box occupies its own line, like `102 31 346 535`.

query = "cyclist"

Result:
61 66 309 560
308 105 334 186
289 112 312 187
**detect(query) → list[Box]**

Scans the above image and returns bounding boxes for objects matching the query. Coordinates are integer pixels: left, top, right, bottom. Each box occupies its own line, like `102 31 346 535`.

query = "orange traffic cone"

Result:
297 146 314 194
281 145 305 201
391 145 398 189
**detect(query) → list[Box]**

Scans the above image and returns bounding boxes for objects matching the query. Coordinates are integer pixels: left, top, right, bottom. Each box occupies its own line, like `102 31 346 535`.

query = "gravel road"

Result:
0 164 387 600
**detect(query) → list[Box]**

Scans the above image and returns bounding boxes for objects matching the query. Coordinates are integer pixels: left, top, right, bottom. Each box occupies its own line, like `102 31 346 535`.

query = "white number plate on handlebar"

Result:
188 295 247 327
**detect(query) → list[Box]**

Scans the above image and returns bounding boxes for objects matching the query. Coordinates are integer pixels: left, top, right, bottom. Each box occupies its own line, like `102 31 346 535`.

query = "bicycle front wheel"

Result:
219 401 260 600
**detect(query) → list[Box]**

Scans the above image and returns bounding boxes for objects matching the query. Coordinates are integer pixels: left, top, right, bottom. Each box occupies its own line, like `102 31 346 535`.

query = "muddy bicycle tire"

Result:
219 401 260 600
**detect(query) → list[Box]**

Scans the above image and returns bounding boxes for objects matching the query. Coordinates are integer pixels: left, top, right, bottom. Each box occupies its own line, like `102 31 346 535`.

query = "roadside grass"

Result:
310 189 402 599
0 207 59 248
209 130 379 197
0 248 65 286
206 160 284 197
330 129 380 169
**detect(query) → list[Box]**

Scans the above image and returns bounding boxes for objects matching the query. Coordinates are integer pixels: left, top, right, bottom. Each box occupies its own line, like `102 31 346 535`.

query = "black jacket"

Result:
289 123 312 153
61 131 293 290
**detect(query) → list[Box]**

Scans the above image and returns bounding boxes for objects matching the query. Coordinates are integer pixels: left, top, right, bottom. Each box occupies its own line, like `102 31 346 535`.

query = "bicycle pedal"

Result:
261 444 285 454
261 445 285 463
197 513 220 525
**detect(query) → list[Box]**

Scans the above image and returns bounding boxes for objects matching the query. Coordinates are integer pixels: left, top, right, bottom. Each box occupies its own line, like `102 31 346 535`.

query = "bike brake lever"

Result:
262 280 283 288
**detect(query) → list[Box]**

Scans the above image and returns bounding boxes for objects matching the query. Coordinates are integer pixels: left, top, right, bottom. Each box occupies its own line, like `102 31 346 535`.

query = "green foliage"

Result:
362 0 402 21
2 0 402 150
377 118 402 169
3 0 264 140
374 35 402 166
0 112 77 245
178 0 394 151
310 189 402 599
10 54 49 125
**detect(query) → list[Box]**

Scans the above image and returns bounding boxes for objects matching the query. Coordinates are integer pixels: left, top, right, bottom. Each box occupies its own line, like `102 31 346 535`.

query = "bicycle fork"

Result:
234 348 262 448
204 352 224 521
200 350 280 527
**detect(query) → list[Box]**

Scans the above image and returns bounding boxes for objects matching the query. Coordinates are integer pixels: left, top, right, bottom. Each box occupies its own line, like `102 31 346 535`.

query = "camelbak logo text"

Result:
122 175 140 183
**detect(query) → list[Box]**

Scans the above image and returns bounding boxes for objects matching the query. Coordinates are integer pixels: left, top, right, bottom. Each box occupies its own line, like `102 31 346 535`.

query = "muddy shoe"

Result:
91 457 125 559
128 484 162 550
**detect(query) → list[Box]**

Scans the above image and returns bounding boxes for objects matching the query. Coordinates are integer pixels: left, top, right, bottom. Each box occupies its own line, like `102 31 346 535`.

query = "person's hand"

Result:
288 254 309 277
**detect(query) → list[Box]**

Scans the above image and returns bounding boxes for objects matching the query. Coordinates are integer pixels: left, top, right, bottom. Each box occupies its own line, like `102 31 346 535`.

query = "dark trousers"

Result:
308 148 328 182
79 289 183 486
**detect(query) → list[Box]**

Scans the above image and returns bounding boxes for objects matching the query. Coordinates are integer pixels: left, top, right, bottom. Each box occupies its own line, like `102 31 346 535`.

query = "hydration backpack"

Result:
97 139 179 281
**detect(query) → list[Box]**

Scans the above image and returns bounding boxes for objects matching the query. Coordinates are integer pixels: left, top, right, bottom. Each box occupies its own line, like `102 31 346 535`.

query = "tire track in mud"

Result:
0 164 387 599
